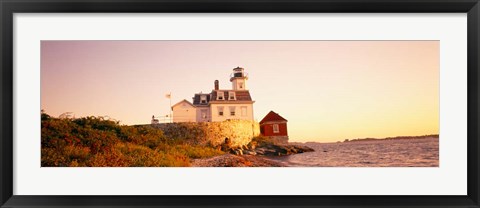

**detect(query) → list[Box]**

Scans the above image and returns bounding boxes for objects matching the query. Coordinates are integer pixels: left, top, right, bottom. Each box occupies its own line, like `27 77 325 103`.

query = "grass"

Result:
249 135 276 147
41 112 224 167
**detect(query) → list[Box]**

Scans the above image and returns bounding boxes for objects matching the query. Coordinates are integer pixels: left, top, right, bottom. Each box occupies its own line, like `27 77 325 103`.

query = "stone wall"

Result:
268 136 289 145
152 120 260 148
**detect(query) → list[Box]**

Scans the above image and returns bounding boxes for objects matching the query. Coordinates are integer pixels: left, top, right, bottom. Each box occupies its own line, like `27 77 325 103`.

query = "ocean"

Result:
266 137 439 167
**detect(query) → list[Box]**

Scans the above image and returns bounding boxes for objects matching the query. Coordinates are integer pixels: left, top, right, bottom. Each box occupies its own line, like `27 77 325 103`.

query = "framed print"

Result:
1 0 479 207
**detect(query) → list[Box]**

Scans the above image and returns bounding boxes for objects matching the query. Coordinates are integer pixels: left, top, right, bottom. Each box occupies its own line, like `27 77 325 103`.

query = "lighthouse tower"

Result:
230 66 248 90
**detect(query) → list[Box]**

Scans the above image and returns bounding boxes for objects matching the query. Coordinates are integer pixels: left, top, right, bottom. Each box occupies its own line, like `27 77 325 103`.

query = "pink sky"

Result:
41 41 439 142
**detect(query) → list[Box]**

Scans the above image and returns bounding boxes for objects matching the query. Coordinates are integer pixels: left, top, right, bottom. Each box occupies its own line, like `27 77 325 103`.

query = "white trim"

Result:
171 99 195 109
229 106 236 116
209 101 254 104
217 106 224 116
261 121 287 125
273 124 280 133
217 91 224 100
200 95 207 104
228 91 236 100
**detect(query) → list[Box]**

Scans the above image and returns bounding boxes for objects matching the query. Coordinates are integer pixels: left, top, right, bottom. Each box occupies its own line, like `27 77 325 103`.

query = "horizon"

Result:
41 40 439 142
40 110 439 143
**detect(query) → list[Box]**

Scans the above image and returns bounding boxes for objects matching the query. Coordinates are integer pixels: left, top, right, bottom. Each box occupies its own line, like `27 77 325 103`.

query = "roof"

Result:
192 93 211 106
190 90 253 106
259 111 287 124
171 99 195 109
210 90 252 102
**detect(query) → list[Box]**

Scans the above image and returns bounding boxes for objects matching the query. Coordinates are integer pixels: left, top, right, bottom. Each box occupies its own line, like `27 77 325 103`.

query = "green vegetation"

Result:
248 135 275 147
41 113 224 167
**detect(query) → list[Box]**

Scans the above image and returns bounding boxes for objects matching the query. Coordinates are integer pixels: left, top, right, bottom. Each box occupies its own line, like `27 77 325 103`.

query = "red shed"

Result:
259 111 289 144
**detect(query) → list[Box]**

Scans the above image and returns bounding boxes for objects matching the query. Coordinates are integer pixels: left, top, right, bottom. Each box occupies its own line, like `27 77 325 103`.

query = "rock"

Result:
221 144 230 152
248 142 257 150
290 145 314 153
255 148 265 155
231 149 243 155
243 150 257 155
190 154 286 167
251 143 314 156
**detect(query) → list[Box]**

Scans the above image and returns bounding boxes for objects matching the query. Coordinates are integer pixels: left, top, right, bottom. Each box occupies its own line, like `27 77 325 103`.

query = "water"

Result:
267 137 439 167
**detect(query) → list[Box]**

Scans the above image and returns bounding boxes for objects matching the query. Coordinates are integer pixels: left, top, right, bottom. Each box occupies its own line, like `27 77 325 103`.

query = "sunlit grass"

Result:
41 112 224 167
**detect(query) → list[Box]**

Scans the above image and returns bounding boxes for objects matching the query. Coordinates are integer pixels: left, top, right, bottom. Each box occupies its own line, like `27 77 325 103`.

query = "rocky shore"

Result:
191 154 286 167
192 138 315 167
230 143 315 156
189 136 315 167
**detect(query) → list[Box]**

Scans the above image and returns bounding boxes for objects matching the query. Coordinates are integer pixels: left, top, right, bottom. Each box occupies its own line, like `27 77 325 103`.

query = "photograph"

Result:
41 40 439 167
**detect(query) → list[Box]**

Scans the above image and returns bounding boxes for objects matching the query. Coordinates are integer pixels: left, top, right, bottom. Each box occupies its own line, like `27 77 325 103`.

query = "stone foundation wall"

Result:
268 136 289 145
152 120 260 148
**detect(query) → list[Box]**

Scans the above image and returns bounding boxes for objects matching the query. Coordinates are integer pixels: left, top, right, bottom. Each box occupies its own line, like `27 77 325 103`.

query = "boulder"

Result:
243 150 257 155
251 144 314 156
230 149 243 155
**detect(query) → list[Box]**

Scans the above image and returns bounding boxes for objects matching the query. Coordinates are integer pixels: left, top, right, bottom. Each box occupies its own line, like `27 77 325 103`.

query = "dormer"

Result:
200 95 207 104
192 93 210 105
217 91 225 100
228 91 236 100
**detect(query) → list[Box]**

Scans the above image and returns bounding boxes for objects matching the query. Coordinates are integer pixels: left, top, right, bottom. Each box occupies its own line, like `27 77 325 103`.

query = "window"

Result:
201 109 207 119
217 91 224 100
229 106 236 116
273 124 280 133
200 95 207 104
241 106 247 116
217 106 224 116
228 91 236 100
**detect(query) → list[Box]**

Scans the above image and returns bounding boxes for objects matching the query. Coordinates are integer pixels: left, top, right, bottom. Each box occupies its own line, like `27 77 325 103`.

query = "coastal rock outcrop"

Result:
252 144 314 156
227 138 314 156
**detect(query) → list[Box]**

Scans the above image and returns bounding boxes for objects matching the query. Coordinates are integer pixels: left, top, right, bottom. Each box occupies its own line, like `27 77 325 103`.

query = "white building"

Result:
171 67 255 122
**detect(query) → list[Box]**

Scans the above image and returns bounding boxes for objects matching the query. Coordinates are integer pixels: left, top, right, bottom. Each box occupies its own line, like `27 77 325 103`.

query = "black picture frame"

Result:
1 0 479 207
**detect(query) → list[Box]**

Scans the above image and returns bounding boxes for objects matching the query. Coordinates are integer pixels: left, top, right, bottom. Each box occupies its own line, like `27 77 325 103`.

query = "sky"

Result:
41 41 439 142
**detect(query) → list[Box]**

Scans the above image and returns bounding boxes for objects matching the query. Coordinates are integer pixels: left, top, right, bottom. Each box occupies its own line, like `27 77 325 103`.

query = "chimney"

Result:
214 80 219 90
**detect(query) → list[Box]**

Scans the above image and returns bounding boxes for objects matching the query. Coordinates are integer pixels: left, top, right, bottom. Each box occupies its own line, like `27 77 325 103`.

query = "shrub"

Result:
41 112 222 167
170 144 224 159
118 125 166 148
250 136 275 146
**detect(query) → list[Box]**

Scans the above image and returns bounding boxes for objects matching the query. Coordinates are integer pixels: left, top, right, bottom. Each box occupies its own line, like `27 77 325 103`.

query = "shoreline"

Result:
192 137 439 167
191 154 286 167
298 135 439 144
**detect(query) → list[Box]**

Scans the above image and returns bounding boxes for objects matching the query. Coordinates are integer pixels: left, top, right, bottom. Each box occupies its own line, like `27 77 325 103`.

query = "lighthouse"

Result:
230 66 248 90
171 66 254 122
